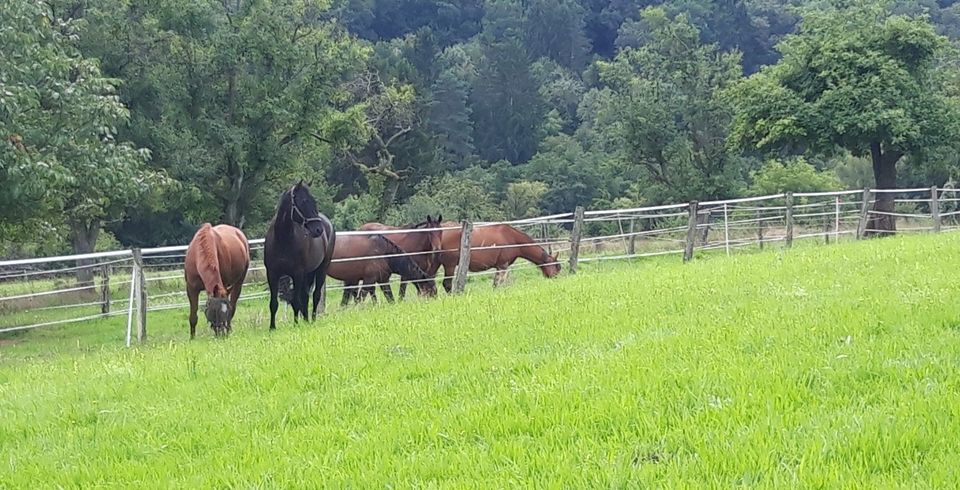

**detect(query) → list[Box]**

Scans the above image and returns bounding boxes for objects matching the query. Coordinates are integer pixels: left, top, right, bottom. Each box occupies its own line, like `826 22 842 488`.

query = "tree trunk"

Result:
866 142 901 236
70 220 100 290
377 177 400 222
223 156 244 226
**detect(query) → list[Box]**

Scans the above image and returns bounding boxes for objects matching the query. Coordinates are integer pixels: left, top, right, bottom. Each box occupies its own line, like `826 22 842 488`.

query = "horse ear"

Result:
307 179 314 187
298 178 304 187
426 214 432 222
437 214 442 222
554 251 562 262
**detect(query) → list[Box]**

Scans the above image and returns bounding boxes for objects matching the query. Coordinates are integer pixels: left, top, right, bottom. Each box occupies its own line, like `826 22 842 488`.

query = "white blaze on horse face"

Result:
221 304 228 314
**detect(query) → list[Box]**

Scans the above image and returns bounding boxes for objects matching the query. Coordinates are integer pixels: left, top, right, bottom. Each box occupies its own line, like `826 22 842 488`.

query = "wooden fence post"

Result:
857 188 872 239
932 186 941 233
823 218 831 245
451 221 473 294
627 218 636 256
684 201 698 262
99 264 110 314
568 206 585 274
757 209 765 250
132 248 147 342
784 192 794 249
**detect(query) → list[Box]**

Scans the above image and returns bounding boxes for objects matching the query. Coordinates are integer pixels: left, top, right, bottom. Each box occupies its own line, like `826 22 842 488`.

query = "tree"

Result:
522 0 592 71
318 72 421 221
598 7 747 204
729 2 959 234
503 181 548 219
74 0 367 229
749 157 842 196
0 0 153 281
470 1 547 164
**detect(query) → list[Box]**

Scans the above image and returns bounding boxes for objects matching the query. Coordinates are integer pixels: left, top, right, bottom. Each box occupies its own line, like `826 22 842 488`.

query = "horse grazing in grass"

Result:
437 222 561 292
185 223 251 338
264 181 335 329
326 234 437 306
358 215 443 299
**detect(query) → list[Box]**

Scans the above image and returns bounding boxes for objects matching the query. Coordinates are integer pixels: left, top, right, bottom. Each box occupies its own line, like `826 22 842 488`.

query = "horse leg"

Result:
312 271 327 320
227 283 243 335
297 275 311 322
341 282 355 307
442 264 453 293
380 283 395 303
267 270 280 330
398 281 407 300
187 285 200 339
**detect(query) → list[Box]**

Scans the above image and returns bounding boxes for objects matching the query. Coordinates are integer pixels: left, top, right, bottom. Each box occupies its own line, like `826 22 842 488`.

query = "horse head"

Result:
204 285 232 337
286 181 326 239
413 277 438 298
540 250 562 278
418 214 443 270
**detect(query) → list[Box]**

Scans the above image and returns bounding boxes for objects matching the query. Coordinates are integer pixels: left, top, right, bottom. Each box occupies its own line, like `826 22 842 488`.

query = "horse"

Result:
326 234 437 306
264 181 336 329
437 222 562 292
358 215 443 299
184 223 251 338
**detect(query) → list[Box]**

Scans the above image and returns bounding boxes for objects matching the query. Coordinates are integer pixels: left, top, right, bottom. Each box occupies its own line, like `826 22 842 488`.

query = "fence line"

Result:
0 186 952 345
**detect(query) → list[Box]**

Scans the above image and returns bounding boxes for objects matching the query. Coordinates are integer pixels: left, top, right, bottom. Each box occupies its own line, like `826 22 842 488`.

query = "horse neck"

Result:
196 225 227 296
376 236 428 280
273 197 298 245
505 227 549 266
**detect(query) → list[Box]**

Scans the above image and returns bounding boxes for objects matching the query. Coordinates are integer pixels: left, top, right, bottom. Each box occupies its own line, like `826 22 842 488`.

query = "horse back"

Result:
212 224 251 289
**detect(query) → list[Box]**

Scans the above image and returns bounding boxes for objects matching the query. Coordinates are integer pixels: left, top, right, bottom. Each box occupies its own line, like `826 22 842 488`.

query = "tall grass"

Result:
2 233 960 486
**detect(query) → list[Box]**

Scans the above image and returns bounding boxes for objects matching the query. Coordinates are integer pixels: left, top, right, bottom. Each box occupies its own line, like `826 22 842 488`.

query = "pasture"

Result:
3 232 960 487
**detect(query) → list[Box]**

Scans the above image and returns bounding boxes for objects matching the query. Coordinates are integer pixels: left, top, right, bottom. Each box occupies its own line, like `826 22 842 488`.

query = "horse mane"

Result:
503 224 556 264
194 224 226 297
273 190 295 240
371 235 430 280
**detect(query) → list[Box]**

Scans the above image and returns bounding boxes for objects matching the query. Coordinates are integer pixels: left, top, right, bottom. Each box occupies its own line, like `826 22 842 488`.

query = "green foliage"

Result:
749 157 842 195
729 2 959 169
396 174 503 221
598 7 747 203
0 0 154 250
503 181 548 219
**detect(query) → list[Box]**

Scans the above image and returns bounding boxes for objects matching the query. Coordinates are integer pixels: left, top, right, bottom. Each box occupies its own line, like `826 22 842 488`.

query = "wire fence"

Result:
0 187 951 347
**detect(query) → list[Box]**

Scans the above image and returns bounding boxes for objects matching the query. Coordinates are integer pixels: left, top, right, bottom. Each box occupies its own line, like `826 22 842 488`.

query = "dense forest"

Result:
3 0 960 257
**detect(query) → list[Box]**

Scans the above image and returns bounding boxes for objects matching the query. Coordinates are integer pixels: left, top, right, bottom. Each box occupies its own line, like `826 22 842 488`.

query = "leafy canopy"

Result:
729 1 958 161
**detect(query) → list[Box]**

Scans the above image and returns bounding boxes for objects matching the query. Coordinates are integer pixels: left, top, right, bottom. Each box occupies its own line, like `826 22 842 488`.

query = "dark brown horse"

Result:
327 234 437 306
437 222 561 292
264 181 336 329
184 223 250 338
358 215 443 299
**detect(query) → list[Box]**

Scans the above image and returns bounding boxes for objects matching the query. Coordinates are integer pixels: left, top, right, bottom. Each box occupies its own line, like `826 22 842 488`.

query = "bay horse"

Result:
327 234 437 306
358 215 443 299
264 181 336 329
184 223 251 338
437 222 561 292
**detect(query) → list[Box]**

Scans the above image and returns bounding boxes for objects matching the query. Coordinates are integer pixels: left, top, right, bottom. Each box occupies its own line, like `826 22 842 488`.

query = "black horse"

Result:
264 181 336 329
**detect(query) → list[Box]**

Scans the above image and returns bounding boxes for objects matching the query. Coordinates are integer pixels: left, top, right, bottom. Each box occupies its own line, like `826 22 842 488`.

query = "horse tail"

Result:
194 223 227 297
372 235 429 280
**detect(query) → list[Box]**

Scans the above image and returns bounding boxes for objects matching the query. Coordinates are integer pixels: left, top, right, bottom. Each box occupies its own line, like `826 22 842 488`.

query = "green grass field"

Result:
3 232 960 487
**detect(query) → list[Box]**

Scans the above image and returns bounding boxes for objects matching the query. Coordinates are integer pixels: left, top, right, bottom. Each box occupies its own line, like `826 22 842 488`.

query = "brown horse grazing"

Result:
184 223 251 338
327 234 437 306
437 222 561 292
358 215 443 299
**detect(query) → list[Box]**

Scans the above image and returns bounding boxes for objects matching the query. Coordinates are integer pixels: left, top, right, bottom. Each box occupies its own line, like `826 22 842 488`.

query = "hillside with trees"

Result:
3 0 960 255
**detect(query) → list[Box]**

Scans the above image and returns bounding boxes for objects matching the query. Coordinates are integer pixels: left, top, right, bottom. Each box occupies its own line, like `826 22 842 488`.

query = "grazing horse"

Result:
184 223 250 338
358 215 443 299
327 234 437 306
437 222 561 292
264 181 336 329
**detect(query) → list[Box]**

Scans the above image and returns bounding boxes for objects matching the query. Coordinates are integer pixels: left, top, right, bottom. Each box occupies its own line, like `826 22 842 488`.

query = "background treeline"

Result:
3 0 960 258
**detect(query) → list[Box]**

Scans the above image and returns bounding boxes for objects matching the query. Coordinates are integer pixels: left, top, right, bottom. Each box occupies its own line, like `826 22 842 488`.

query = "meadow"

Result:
2 232 960 487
